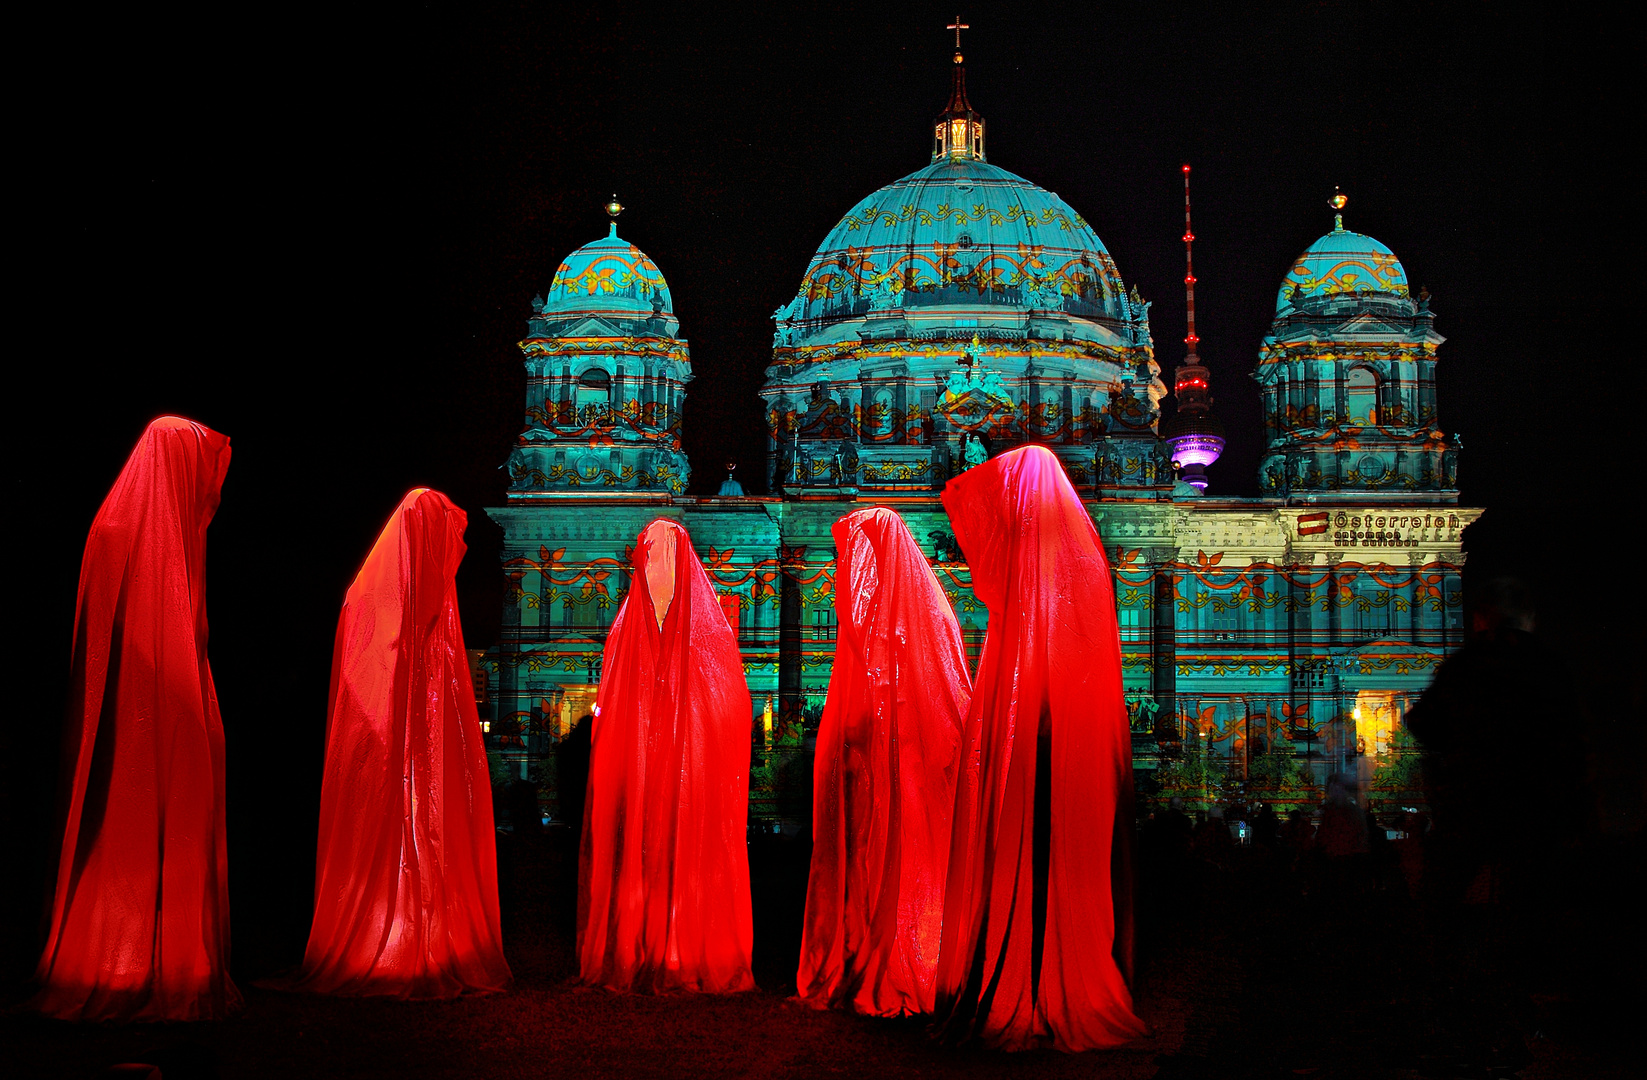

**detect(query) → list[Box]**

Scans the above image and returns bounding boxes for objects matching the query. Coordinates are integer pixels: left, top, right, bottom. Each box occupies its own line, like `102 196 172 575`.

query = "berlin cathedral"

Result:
482 49 1477 823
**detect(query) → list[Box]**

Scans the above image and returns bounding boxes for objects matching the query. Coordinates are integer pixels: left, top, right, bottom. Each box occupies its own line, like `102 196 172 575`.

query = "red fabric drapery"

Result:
34 417 240 1022
933 445 1146 1050
579 519 755 993
280 488 510 998
797 508 970 1016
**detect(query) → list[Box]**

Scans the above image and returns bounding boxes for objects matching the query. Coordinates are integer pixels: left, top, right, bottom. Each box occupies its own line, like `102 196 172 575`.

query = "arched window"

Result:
1346 367 1377 426
575 367 611 410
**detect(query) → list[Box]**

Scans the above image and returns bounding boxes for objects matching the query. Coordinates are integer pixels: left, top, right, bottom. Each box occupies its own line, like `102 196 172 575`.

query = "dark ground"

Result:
5 821 1637 1080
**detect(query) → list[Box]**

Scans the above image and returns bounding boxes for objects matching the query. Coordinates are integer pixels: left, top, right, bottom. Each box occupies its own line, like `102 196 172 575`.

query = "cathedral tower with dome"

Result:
1255 195 1459 502
504 197 694 498
481 43 1480 825
763 45 1169 499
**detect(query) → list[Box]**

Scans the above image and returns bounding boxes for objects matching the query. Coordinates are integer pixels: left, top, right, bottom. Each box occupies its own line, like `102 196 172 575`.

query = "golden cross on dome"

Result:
947 15 969 51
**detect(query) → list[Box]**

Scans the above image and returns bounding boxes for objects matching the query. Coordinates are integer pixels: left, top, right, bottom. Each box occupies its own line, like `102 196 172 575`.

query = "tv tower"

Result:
1161 164 1225 492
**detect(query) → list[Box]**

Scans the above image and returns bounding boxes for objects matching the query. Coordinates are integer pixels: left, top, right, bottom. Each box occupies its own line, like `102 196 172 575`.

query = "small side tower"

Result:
1253 191 1456 501
503 198 693 498
1161 164 1225 492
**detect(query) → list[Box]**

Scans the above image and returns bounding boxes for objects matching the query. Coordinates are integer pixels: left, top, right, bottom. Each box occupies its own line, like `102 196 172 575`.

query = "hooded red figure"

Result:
578 518 755 993
796 508 970 1016
34 416 240 1022
280 488 510 998
933 445 1146 1051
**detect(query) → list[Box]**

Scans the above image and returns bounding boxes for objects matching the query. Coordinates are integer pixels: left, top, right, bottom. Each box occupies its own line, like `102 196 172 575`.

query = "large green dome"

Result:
760 56 1163 500
776 157 1127 338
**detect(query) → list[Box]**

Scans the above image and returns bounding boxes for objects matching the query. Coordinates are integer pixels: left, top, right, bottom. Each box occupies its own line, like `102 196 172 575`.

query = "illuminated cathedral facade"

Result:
482 52 1478 820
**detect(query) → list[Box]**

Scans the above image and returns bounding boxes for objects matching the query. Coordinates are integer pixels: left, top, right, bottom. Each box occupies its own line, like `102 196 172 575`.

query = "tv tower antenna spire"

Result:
1161 164 1225 493
1183 165 1199 360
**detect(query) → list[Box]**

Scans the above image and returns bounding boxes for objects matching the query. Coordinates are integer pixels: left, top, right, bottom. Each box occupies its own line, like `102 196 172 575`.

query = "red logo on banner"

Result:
1297 511 1329 536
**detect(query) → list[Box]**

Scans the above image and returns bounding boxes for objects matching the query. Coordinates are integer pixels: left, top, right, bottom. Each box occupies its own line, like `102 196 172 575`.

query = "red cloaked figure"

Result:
34 417 240 1022
797 508 970 1015
579 519 755 993
278 488 510 998
933 445 1147 1051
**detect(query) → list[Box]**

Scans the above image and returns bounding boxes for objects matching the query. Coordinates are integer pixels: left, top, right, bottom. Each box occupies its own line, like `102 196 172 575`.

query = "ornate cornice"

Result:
768 336 1143 377
520 336 690 364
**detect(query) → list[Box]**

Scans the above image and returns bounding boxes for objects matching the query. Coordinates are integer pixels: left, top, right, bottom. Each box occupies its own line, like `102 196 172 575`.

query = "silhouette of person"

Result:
1407 578 1580 911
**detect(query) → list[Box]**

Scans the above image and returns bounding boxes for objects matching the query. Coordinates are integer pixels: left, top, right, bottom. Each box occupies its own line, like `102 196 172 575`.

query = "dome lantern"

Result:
933 17 984 162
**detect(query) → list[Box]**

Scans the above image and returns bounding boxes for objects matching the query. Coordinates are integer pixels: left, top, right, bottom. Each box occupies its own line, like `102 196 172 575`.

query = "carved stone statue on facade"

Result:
772 294 803 347
1139 359 1167 421
866 274 897 311
832 440 859 486
1151 438 1178 487
1090 442 1109 485
774 429 796 488
1129 694 1162 735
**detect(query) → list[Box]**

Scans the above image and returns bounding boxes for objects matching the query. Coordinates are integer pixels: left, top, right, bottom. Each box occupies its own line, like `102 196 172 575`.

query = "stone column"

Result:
1151 549 1178 737
1438 556 1464 655
1284 554 1304 747
779 542 803 746
500 541 525 767
1325 550 1344 646
1406 550 1425 642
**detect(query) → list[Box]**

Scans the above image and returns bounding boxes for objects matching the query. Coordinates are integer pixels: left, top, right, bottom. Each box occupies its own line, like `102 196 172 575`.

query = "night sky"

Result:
7 3 1632 977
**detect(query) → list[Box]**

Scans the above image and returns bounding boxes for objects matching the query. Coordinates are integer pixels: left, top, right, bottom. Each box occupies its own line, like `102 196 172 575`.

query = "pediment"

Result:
937 385 1013 416
1333 313 1408 336
558 315 625 337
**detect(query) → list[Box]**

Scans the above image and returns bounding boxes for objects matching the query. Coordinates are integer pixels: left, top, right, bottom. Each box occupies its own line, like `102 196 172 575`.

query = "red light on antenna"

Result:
1183 231 1194 242
1182 164 1191 174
